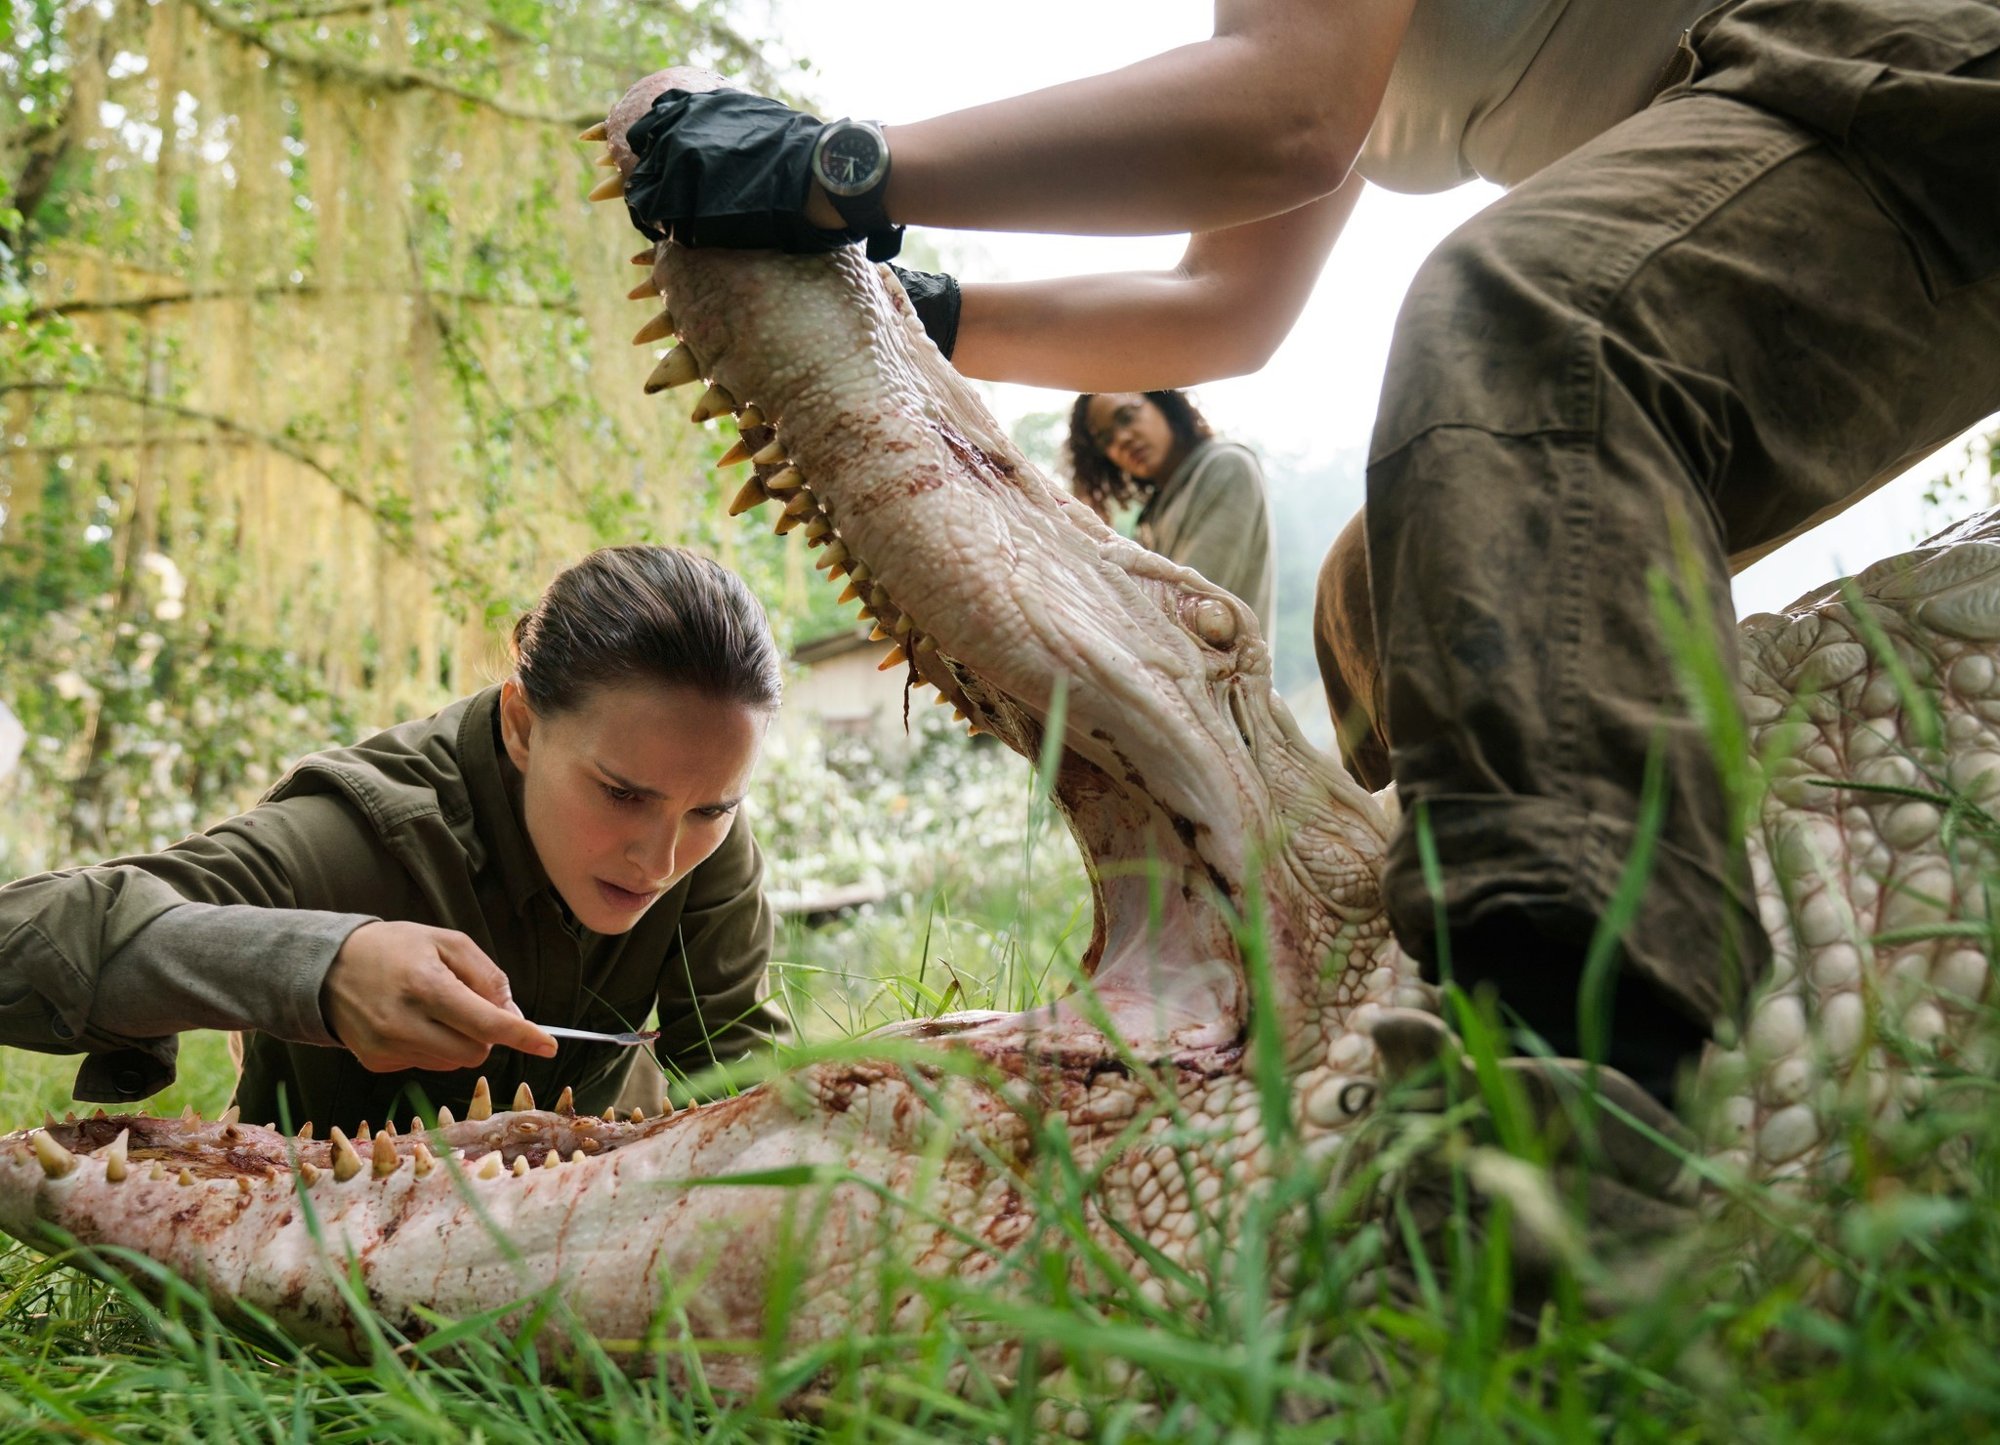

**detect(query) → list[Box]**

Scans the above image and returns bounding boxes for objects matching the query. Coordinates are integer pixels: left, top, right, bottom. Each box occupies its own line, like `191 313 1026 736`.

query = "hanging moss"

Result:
0 1 810 863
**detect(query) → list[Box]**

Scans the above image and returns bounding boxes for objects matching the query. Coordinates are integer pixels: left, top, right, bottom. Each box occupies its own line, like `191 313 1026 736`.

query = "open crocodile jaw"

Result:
610 70 1394 1056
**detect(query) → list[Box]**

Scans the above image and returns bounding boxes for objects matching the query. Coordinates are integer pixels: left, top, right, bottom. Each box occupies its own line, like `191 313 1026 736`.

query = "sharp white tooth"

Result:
630 247 657 268
469 1078 493 1121
412 1143 436 1178
729 478 772 517
31 1131 75 1180
718 437 754 467
644 345 701 394
577 121 608 142
588 173 625 202
436 1106 454 1127
632 309 676 345
330 1129 362 1182
595 150 619 169
878 644 909 672
802 517 832 543
571 1149 587 1165
372 1133 400 1178
476 1153 504 1180
512 1155 530 1177
838 580 863 604
601 1108 617 1123
555 1087 576 1116
626 278 659 301
103 1129 130 1183
690 382 737 423
815 541 850 573
512 1082 536 1113
739 403 767 428
782 490 817 518
629 1107 646 1123
752 440 788 466
848 563 872 585
764 466 804 494
218 1105 241 1127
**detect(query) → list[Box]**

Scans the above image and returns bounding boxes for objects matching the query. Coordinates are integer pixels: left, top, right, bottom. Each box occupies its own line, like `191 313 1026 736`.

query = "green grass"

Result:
7 902 2000 1442
9 579 2000 1441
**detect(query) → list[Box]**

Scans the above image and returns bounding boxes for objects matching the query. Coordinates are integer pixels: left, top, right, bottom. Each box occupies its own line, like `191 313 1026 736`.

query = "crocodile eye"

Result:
1190 598 1237 650
1338 1081 1375 1117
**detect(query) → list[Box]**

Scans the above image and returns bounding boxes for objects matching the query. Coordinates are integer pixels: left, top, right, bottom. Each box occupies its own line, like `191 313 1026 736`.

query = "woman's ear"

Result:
498 678 536 771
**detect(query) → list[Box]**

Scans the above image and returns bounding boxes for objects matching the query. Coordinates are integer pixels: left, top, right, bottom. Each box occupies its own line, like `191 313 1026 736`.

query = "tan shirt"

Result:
1359 0 1712 192
1136 438 1276 637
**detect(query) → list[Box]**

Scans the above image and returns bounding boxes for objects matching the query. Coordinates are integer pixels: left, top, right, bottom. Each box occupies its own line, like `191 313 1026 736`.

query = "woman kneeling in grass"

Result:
0 545 787 1132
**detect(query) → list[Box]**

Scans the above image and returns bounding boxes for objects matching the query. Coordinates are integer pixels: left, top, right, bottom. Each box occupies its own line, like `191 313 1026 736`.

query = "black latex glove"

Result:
624 89 863 254
889 264 962 360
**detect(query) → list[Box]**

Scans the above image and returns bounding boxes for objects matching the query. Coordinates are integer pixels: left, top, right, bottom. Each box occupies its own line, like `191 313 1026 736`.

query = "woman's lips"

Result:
595 878 659 912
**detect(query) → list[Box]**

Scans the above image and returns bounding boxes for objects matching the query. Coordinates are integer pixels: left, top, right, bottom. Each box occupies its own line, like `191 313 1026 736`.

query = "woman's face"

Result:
500 678 767 935
1085 392 1184 483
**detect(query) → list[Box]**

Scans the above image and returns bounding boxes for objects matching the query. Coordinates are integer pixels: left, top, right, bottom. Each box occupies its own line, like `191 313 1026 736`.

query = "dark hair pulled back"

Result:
511 545 782 716
1065 389 1215 524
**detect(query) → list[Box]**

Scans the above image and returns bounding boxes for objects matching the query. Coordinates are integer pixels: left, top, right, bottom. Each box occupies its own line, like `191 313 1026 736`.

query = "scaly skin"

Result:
0 67 1993 1391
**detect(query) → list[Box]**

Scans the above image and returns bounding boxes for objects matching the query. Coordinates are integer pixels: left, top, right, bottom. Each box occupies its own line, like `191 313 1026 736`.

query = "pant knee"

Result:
1314 510 1391 790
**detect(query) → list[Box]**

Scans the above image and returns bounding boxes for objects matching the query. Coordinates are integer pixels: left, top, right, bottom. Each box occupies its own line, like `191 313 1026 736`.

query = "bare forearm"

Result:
951 179 1362 390
878 0 1410 236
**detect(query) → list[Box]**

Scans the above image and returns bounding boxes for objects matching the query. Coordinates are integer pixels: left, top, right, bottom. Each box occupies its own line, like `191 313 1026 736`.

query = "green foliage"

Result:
0 0 821 866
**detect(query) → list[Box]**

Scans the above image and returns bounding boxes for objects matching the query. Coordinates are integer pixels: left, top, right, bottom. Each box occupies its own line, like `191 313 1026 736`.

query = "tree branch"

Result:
175 0 606 129
0 380 482 588
27 280 582 321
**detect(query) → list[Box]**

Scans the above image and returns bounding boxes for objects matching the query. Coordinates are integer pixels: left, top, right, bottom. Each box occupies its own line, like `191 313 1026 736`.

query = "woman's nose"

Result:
629 819 679 882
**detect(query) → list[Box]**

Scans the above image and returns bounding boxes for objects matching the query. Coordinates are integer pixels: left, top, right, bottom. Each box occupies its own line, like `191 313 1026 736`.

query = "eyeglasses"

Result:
1089 403 1143 453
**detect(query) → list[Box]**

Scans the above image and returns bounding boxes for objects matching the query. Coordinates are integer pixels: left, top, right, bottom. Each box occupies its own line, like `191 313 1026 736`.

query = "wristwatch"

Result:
811 117 903 260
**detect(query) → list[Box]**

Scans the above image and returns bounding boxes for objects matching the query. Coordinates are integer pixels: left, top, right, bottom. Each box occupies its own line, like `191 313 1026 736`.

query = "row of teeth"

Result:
580 125 985 733
21 1077 655 1186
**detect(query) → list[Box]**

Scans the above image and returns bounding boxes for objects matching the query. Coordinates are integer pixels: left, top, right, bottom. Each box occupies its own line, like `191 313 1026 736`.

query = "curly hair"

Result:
1065 390 1215 523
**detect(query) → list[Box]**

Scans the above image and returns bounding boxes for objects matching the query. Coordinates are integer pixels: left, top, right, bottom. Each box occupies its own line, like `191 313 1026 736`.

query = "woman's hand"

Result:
321 921 556 1073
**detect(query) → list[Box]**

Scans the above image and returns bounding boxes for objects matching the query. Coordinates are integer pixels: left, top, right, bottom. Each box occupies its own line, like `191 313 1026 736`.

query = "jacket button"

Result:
114 1070 144 1096
48 1014 75 1042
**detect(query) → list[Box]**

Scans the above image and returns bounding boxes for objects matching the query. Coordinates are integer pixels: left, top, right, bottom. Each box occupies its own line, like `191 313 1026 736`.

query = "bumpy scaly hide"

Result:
1 67 1994 1392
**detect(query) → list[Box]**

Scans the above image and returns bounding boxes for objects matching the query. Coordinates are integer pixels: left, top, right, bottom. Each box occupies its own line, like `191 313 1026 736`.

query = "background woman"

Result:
0 545 788 1131
1066 389 1275 636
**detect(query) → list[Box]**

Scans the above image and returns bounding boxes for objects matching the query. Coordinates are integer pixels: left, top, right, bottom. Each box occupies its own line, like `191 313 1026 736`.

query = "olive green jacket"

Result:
0 686 783 1129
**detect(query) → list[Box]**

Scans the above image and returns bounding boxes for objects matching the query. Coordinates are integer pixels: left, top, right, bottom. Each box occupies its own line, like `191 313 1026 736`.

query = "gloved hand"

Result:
889 263 962 360
624 89 889 256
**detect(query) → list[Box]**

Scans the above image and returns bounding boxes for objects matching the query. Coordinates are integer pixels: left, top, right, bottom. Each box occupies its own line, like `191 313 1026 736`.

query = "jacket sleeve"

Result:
1158 444 1273 608
0 792 398 1101
650 809 789 1084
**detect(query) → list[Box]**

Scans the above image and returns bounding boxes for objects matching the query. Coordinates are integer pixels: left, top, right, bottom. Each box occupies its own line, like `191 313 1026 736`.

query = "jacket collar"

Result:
458 685 554 916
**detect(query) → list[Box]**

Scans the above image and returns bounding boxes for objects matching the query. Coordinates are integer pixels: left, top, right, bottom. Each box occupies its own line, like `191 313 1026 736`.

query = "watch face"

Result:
816 123 887 198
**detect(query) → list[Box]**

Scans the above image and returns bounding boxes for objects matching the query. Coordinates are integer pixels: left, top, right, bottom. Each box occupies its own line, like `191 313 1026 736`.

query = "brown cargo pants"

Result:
1315 0 2000 1097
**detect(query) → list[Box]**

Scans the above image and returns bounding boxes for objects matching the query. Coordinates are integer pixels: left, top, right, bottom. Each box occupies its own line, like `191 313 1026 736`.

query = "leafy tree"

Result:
0 0 826 868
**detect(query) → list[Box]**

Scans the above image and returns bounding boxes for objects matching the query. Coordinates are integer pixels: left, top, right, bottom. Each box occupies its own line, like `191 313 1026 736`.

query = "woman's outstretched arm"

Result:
949 177 1363 390
873 0 1411 236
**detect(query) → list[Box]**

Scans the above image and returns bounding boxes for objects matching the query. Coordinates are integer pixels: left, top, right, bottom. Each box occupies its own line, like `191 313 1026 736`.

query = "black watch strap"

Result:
827 188 903 262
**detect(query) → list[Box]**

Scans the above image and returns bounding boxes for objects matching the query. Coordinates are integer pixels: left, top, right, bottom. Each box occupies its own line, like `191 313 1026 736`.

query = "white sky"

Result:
773 1 1994 620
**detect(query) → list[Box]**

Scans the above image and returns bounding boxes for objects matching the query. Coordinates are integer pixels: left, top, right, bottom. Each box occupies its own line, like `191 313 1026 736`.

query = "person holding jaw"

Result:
605 0 2000 1114
0 545 788 1131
